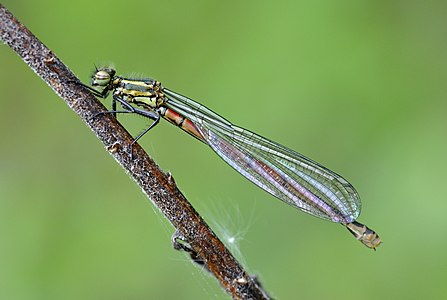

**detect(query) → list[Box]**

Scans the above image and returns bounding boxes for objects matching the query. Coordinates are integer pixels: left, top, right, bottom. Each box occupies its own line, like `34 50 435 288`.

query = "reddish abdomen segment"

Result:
161 107 205 142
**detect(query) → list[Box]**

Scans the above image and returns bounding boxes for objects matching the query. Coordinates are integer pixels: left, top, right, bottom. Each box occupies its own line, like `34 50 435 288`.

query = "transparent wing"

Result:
163 88 361 223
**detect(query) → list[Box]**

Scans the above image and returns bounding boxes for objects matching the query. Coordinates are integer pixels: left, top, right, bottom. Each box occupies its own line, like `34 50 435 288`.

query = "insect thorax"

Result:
116 78 165 109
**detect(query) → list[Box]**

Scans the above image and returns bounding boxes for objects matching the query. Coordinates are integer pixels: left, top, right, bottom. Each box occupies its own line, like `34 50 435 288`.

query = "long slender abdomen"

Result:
160 106 205 142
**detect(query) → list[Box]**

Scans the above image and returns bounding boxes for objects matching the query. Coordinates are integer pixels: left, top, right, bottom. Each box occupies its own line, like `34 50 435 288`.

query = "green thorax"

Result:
113 77 165 109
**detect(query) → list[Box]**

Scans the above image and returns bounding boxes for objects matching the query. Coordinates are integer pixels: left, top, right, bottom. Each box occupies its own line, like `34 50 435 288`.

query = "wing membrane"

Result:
163 88 361 223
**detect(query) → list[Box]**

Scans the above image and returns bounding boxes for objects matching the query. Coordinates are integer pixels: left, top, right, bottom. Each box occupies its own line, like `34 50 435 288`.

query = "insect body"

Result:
80 67 381 250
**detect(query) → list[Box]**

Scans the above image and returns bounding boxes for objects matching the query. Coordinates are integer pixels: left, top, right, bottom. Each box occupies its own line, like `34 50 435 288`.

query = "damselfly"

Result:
78 67 381 250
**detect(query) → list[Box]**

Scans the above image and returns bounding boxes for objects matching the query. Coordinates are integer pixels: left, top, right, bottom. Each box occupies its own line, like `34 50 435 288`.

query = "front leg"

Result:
68 80 109 98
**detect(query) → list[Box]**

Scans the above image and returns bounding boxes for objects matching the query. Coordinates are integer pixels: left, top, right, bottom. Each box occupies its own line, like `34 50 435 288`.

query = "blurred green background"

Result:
1 1 446 299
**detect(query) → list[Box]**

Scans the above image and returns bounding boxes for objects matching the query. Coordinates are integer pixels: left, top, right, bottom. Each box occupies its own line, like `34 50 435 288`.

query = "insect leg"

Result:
128 108 160 158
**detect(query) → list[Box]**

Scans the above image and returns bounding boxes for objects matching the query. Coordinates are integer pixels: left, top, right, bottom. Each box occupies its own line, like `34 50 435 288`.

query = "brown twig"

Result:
0 4 270 300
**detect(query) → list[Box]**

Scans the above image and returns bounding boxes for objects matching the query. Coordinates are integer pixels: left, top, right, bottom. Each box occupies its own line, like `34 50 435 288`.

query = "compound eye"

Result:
92 70 111 86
